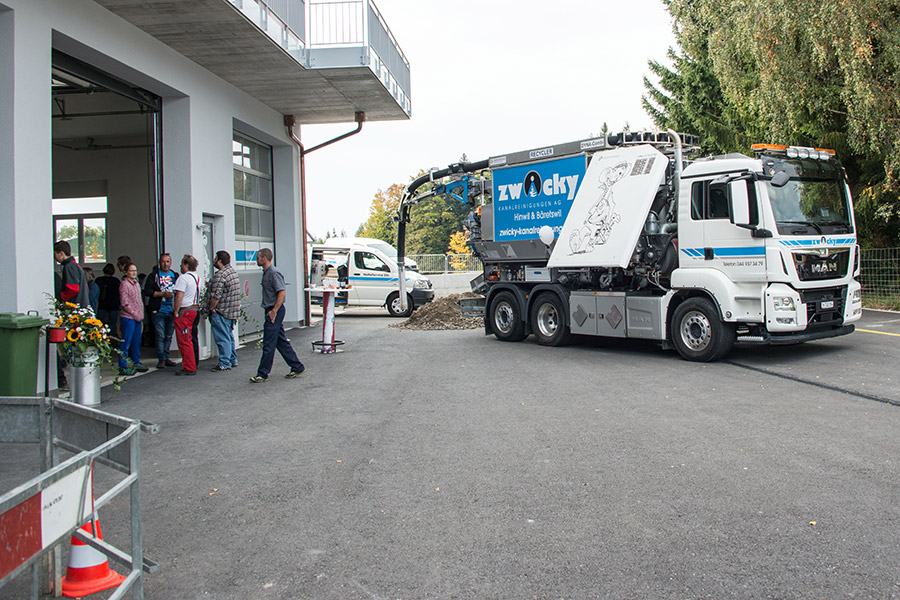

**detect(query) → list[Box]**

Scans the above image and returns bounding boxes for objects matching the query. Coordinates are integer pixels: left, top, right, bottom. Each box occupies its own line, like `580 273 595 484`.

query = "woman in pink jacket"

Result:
118 263 149 375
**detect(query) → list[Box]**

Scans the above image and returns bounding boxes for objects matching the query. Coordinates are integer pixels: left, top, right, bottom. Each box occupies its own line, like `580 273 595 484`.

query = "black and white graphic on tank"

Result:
549 145 669 269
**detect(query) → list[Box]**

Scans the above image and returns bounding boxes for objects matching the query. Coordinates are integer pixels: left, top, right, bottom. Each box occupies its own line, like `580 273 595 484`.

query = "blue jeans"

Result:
210 312 238 368
256 305 303 378
152 310 175 360
118 317 142 369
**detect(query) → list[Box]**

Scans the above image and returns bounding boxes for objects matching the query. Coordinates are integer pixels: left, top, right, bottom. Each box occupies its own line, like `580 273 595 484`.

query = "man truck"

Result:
396 130 862 361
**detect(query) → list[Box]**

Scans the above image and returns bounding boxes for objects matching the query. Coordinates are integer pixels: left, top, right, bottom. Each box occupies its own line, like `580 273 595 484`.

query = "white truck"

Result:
397 130 862 361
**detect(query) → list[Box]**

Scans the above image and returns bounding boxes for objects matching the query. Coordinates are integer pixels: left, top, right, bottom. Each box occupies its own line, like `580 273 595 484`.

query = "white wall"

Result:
0 0 310 384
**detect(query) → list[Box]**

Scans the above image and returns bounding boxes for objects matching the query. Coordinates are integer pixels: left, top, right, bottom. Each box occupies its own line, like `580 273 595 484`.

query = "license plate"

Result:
821 300 834 309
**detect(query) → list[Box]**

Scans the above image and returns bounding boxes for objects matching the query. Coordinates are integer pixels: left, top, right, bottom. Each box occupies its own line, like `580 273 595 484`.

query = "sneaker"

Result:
118 368 135 376
211 365 230 372
164 359 177 367
175 369 196 376
157 360 166 369
285 366 306 379
249 375 268 383
133 364 149 373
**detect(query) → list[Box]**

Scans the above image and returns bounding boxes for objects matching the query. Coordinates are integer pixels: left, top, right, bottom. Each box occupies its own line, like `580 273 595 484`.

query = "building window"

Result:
233 132 275 242
52 196 108 265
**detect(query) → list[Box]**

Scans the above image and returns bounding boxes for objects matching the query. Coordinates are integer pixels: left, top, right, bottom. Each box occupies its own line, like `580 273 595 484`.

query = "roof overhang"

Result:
93 0 409 124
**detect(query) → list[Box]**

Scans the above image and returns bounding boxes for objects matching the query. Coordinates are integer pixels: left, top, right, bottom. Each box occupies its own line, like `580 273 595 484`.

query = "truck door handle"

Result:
704 248 715 260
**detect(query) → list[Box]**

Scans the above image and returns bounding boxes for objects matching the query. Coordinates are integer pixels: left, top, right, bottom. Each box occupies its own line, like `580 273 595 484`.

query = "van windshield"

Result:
367 241 398 257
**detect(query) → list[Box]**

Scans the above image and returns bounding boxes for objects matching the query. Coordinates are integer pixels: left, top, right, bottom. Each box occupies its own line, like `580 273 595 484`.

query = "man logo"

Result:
524 171 542 198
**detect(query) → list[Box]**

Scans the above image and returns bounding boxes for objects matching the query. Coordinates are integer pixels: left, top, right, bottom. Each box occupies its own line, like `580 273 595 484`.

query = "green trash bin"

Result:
0 311 49 396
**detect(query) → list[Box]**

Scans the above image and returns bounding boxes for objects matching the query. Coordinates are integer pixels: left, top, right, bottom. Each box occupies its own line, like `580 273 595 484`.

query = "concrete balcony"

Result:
93 0 411 124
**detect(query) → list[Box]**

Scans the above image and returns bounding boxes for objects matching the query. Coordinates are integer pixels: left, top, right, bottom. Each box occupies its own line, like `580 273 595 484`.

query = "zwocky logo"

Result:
497 171 580 202
524 171 541 198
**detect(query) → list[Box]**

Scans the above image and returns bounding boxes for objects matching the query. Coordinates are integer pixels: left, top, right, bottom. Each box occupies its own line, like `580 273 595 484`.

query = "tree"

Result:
646 0 900 245
357 183 404 246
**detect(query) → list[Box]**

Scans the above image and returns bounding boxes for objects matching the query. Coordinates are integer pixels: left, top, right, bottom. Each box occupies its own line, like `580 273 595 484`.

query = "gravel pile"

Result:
392 293 483 330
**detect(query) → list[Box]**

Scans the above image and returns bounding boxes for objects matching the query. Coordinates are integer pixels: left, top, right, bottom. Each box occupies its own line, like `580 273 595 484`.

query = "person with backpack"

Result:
143 253 179 368
94 263 120 332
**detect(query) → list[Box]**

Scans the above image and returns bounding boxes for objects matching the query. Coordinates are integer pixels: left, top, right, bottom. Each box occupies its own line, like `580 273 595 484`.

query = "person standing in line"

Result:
172 254 201 376
117 255 132 280
54 241 90 308
208 250 241 372
53 240 90 388
250 248 305 383
84 267 100 312
118 263 149 375
143 253 179 369
94 263 120 331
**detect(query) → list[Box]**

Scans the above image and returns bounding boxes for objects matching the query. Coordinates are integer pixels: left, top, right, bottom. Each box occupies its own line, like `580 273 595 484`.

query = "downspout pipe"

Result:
285 111 365 325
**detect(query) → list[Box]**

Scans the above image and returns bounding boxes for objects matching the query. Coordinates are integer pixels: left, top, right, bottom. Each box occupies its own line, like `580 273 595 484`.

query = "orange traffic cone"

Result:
61 519 125 598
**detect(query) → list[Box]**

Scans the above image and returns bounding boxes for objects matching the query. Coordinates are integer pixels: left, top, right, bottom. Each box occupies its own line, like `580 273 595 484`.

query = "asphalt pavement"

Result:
2 309 900 599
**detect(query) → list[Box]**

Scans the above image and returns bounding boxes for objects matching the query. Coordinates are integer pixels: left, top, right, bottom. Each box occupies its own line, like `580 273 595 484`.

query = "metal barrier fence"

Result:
410 254 482 274
0 397 158 599
860 247 900 309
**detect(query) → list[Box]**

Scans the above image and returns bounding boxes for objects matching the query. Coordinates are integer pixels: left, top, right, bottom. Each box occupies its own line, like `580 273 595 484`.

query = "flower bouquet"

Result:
49 300 117 368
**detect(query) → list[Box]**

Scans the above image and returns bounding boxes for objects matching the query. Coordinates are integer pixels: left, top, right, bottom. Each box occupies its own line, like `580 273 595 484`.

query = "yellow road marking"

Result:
857 328 900 338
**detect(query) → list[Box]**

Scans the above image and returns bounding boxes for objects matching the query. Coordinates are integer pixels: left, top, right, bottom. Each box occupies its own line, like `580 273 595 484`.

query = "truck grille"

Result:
800 286 845 328
793 249 850 281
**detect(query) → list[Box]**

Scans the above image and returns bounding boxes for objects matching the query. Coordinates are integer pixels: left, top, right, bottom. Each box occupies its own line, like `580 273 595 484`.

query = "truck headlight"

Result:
772 296 796 311
413 279 431 289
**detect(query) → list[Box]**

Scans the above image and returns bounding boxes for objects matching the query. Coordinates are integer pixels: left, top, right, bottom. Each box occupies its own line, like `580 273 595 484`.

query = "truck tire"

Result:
530 293 573 347
490 290 526 342
387 291 414 317
671 297 735 362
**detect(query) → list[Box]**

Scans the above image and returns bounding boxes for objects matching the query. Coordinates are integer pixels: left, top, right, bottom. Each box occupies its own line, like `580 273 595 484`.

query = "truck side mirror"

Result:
770 171 790 188
729 181 751 226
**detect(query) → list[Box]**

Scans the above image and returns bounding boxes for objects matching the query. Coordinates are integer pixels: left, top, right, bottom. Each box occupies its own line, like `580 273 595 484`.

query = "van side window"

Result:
355 251 389 272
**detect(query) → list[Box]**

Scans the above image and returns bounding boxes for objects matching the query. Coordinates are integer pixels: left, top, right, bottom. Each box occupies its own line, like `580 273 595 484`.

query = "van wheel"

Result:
490 291 526 342
387 291 414 317
531 293 572 346
671 297 735 362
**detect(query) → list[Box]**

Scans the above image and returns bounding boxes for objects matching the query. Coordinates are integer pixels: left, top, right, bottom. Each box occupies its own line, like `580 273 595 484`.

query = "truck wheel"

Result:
490 291 526 342
531 293 572 347
671 297 735 362
387 291 414 317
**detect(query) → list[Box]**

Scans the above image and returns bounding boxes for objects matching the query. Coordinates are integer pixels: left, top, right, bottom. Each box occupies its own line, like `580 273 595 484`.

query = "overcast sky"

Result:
302 0 677 240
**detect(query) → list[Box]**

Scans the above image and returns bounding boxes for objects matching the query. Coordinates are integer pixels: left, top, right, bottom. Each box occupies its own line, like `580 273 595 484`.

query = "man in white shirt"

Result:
172 254 202 375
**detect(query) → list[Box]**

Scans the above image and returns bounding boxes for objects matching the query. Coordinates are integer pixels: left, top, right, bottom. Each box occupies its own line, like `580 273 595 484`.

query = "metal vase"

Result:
68 347 101 406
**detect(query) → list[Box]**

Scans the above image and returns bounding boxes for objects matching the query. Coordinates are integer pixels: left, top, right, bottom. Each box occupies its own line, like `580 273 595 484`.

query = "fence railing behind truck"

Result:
414 249 899 309
860 247 900 310
410 254 482 274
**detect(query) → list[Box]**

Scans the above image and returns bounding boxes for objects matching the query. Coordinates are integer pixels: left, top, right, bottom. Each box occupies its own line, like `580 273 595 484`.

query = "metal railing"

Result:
0 397 158 599
410 254 482 274
307 0 411 115
226 0 411 115
860 247 900 309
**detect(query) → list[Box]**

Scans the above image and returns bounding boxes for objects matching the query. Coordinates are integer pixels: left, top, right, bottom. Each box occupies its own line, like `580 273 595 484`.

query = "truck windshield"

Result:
765 176 853 236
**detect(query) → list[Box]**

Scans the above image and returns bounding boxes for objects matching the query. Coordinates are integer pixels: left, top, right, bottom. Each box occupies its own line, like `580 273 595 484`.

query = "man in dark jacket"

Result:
54 241 90 308
143 253 179 369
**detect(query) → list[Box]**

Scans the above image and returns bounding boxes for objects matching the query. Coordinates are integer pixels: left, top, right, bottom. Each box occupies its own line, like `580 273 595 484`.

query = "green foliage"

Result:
357 183 403 246
646 0 900 245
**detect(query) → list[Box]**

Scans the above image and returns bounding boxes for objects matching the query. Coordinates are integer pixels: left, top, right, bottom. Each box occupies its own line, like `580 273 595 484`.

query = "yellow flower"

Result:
67 329 80 342
85 318 103 327
68 314 80 323
55 318 63 327
65 302 78 308
89 331 102 341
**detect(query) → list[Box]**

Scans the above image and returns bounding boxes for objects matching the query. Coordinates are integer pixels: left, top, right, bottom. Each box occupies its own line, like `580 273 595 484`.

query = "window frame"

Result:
233 132 275 243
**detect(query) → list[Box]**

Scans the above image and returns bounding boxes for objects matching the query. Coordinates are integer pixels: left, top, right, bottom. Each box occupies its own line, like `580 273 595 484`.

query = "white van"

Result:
319 237 419 271
309 240 434 316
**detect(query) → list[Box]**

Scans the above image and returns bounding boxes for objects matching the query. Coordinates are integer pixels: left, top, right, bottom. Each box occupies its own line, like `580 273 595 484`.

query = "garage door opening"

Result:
51 50 163 272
